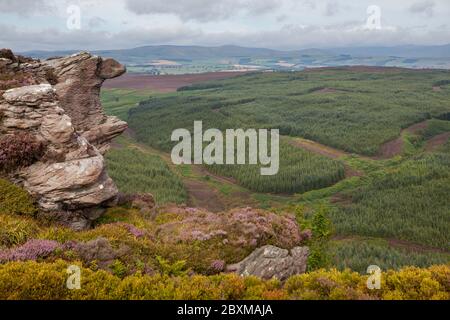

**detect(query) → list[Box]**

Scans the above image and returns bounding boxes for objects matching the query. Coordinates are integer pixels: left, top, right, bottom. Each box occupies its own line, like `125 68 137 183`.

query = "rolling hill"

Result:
23 44 450 73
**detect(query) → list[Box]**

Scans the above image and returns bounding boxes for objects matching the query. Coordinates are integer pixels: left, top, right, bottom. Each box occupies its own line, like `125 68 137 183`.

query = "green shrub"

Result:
156 256 189 277
0 214 40 247
0 260 448 300
111 259 128 278
0 179 37 216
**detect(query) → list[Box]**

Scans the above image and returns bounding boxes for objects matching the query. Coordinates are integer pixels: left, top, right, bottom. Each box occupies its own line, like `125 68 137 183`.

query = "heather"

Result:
0 239 60 262
32 206 312 276
0 181 448 300
0 132 45 173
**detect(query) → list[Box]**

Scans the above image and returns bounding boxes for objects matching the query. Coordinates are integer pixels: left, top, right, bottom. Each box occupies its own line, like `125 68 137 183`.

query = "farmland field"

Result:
104 72 249 93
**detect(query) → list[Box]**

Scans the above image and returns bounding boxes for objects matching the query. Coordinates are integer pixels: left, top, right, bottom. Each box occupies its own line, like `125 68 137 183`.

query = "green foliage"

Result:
311 206 333 241
0 214 40 247
330 152 450 249
111 259 128 278
156 256 189 276
0 178 37 216
290 205 333 271
0 260 448 300
101 89 153 121
331 238 450 274
128 69 450 156
307 245 331 273
308 207 333 271
207 142 345 194
422 119 450 139
106 147 188 205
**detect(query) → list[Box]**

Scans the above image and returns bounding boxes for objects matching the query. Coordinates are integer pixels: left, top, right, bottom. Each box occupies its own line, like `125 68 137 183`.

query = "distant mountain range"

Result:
329 44 450 59
23 44 450 60
23 45 329 62
22 44 450 73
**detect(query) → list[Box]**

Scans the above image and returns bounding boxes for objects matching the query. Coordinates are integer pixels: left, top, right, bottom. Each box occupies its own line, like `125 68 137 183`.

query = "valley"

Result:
101 67 450 272
4 0 450 302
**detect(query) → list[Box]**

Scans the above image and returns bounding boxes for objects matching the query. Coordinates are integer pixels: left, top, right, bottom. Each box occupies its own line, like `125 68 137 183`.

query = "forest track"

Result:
285 136 365 177
117 135 261 211
375 120 429 159
425 132 450 151
184 179 226 212
287 136 349 159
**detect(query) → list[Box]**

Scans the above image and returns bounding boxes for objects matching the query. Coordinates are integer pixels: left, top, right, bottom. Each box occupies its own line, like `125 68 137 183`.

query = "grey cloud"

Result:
325 1 340 16
125 0 281 22
0 24 202 51
3 20 449 53
300 0 316 10
409 0 435 17
276 14 288 22
0 0 55 15
88 16 107 28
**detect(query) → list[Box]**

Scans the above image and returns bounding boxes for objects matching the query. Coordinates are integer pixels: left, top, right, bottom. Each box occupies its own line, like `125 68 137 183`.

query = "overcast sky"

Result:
1 0 449 52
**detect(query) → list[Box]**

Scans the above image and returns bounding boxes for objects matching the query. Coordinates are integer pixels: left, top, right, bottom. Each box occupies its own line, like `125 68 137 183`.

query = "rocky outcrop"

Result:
226 245 309 281
0 49 127 230
44 53 127 153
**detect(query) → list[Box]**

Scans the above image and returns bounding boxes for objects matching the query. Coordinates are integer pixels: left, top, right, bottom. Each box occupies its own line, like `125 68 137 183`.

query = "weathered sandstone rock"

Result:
0 50 127 229
44 52 127 153
226 245 309 281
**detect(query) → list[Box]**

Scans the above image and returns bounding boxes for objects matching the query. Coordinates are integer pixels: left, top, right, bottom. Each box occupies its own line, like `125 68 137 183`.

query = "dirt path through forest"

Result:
119 135 260 211
425 132 450 151
286 136 364 177
375 120 429 159
184 179 226 212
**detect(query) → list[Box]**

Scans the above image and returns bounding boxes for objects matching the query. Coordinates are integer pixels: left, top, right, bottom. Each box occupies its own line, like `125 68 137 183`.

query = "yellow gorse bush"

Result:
0 178 37 217
0 260 448 300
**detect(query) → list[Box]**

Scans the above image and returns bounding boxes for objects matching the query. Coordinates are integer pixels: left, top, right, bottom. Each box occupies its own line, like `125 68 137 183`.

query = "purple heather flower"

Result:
118 223 146 238
0 239 60 262
210 260 225 272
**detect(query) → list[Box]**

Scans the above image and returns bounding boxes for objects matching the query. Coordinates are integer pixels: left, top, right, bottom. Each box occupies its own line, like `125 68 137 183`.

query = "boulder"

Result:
226 245 309 281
